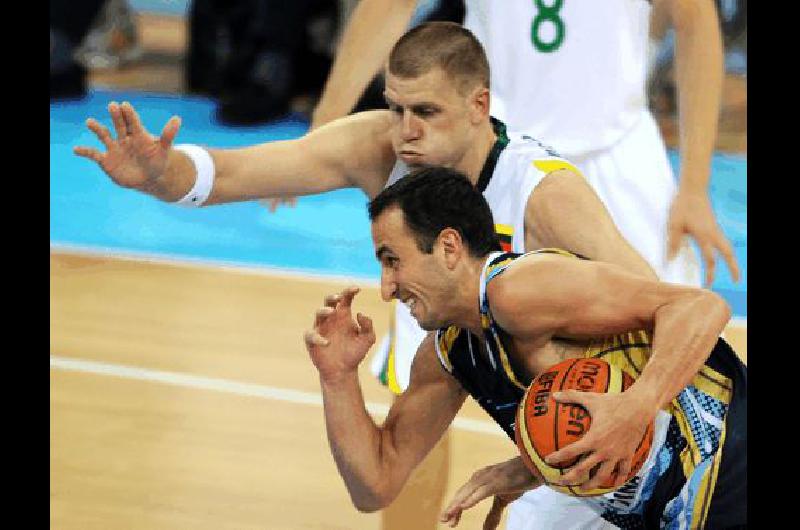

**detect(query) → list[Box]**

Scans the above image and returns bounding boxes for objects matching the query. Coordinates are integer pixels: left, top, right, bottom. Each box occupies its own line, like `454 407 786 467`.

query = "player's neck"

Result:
448 258 487 334
454 121 498 186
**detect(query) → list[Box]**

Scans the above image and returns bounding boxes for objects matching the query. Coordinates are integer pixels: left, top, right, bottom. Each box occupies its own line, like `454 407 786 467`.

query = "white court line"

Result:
729 317 746 329
50 355 507 438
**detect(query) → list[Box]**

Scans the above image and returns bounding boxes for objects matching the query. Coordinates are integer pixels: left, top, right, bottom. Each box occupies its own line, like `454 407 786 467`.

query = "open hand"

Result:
667 190 740 287
73 101 182 192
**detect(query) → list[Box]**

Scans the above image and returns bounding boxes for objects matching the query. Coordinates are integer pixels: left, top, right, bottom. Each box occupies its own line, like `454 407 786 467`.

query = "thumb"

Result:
159 116 182 150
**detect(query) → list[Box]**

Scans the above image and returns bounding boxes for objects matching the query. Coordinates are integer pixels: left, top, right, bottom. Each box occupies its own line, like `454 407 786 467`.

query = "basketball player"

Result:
75 24 652 526
73 23 656 299
303 168 747 529
312 0 737 287
308 4 738 526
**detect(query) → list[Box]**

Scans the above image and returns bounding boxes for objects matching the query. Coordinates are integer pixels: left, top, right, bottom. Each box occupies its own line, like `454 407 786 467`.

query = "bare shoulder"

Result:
527 168 588 210
485 254 571 327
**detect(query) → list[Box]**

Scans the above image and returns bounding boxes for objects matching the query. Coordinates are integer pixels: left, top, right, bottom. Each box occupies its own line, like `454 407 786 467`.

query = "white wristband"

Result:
173 144 215 207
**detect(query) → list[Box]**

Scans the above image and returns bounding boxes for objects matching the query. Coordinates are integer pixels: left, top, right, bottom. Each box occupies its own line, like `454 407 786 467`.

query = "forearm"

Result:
312 0 417 127
136 145 295 206
671 0 723 194
629 291 730 409
320 373 396 512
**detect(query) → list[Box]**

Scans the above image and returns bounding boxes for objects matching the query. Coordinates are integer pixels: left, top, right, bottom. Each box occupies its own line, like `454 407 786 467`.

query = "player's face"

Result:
384 68 486 168
371 207 455 331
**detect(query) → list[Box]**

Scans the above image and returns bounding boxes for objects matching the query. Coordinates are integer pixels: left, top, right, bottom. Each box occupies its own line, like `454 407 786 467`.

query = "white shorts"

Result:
567 110 701 287
370 110 701 529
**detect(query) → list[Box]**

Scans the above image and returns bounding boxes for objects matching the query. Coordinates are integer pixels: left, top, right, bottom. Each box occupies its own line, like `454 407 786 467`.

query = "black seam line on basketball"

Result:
554 358 581 476
697 368 732 392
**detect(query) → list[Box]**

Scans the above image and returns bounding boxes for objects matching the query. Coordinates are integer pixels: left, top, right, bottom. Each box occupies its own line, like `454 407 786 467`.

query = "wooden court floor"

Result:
50 251 746 529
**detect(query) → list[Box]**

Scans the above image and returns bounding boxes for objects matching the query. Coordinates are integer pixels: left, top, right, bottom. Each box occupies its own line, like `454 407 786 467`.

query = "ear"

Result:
469 86 490 124
437 228 465 269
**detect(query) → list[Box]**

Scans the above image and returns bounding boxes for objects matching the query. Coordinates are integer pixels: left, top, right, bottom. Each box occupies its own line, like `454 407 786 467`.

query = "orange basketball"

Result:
514 358 655 496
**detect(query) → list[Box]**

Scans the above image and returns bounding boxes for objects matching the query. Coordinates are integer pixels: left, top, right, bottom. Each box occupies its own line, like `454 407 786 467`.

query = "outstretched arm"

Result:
311 0 418 128
74 102 396 205
305 287 467 511
659 0 740 285
490 254 731 490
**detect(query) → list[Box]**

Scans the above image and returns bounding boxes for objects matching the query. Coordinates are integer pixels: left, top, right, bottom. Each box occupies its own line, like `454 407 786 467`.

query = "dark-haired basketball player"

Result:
75 22 670 528
304 168 747 529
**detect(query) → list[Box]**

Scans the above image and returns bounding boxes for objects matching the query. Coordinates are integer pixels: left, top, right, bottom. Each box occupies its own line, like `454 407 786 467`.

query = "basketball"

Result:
514 358 655 497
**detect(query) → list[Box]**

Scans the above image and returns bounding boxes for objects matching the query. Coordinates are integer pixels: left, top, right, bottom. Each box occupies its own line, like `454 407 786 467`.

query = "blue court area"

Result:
50 90 747 317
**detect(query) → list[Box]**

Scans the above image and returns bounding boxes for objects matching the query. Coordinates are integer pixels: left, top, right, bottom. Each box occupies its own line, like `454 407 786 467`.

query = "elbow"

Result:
699 290 731 329
710 291 732 325
353 500 385 514
351 488 393 513
348 475 396 513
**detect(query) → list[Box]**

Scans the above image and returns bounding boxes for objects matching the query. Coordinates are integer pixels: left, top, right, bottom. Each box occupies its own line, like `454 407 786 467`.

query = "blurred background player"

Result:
50 0 108 99
300 1 741 529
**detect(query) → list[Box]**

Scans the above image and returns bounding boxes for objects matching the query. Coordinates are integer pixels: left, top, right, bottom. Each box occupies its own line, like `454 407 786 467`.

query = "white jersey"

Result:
378 120 584 393
464 0 652 156
387 127 579 256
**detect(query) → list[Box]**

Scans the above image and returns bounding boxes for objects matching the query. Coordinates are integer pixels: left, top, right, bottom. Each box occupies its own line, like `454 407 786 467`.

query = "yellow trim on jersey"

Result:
533 159 583 176
436 326 460 373
485 257 517 279
495 336 527 391
531 247 582 259
692 366 733 403
585 331 651 378
495 223 514 237
386 300 402 395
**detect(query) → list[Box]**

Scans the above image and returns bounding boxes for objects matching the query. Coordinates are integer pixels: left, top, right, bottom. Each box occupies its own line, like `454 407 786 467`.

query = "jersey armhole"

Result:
434 328 457 374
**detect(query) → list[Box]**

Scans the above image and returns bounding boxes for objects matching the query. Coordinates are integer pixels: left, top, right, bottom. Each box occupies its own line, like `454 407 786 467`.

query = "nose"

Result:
401 110 421 142
380 267 397 302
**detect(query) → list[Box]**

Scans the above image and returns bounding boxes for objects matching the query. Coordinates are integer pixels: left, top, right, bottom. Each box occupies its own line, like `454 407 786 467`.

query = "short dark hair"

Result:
388 22 490 94
368 167 501 258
